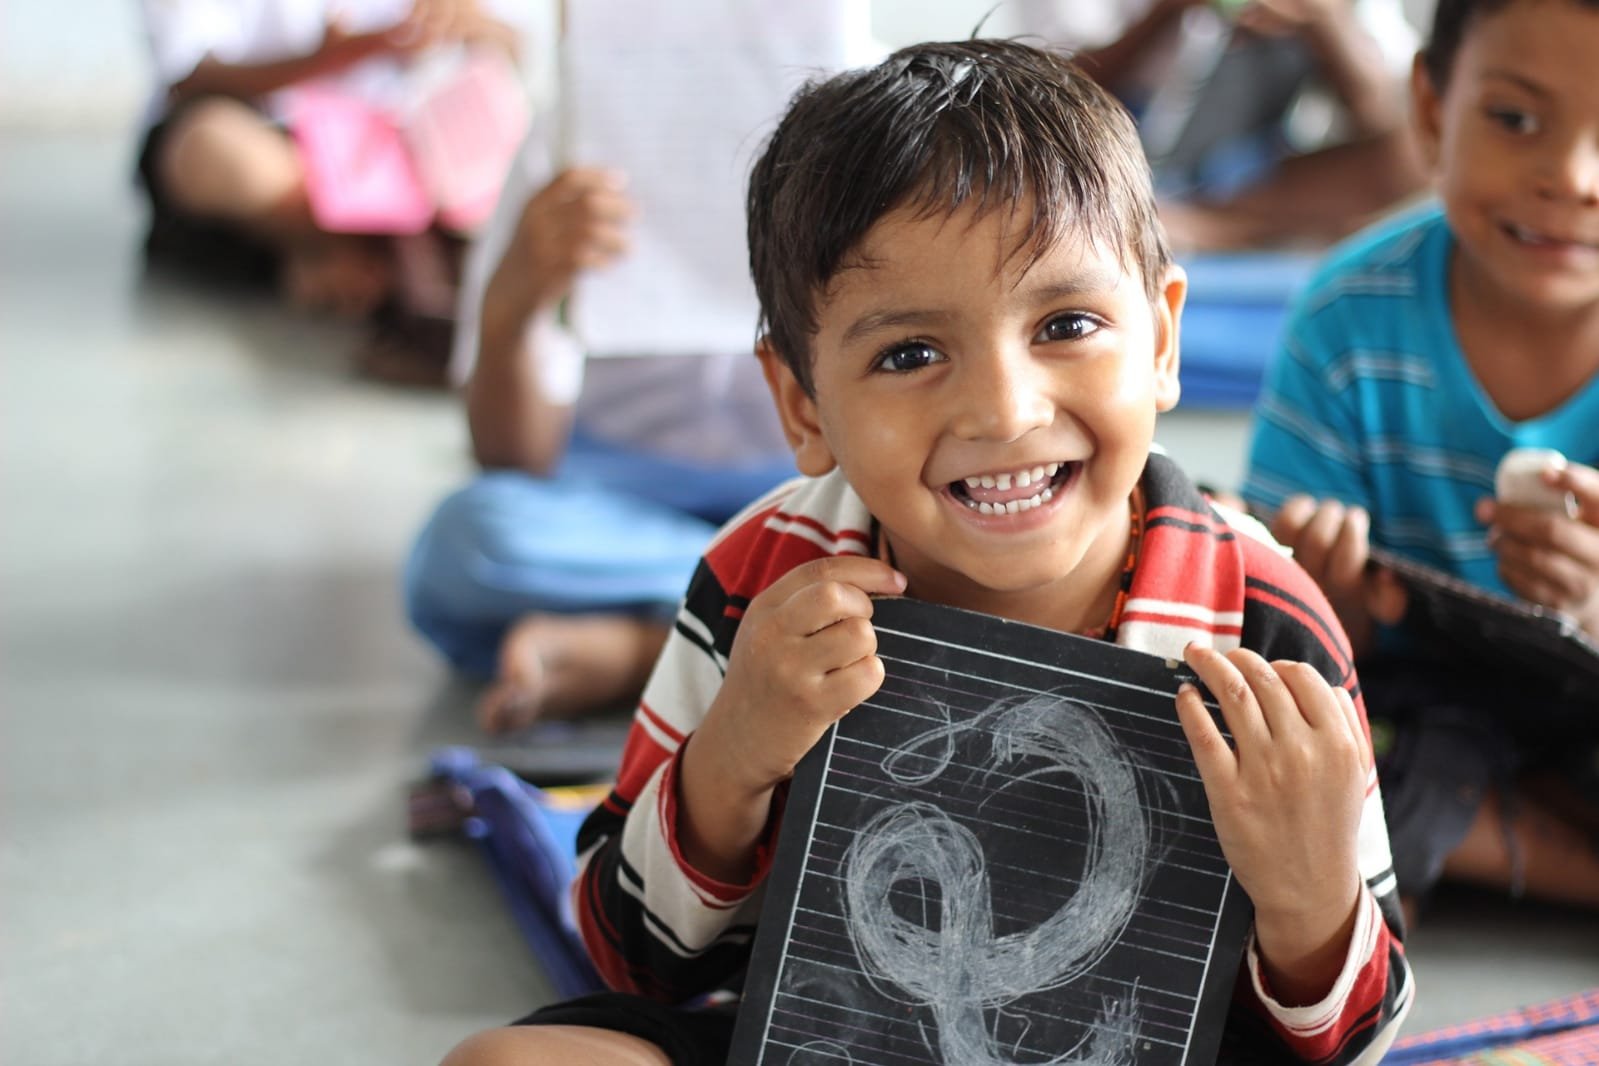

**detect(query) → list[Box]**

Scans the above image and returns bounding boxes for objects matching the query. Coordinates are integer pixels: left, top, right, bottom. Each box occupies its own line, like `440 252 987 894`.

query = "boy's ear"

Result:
1410 54 1444 172
1152 264 1186 413
757 337 838 477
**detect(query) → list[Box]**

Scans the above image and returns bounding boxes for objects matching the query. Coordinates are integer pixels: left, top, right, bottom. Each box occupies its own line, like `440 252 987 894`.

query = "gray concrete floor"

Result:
3 130 1594 1065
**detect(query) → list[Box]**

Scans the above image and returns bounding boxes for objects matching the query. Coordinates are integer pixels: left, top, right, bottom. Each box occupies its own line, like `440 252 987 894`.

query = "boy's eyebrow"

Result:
841 308 953 344
1021 267 1123 304
1481 69 1551 99
840 267 1123 344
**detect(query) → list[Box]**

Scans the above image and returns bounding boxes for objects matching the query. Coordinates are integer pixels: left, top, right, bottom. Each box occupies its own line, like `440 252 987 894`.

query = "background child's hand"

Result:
406 0 522 55
502 168 636 317
1176 646 1367 1005
1270 495 1369 599
1268 494 1401 651
319 18 415 64
1235 0 1350 38
677 557 906 882
1478 460 1599 636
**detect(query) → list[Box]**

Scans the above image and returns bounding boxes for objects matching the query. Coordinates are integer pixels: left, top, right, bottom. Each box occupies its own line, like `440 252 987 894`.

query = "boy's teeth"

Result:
964 464 1060 492
971 485 1055 515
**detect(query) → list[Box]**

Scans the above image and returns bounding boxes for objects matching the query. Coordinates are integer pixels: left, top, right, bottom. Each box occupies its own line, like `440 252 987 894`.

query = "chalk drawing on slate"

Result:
729 597 1254 1066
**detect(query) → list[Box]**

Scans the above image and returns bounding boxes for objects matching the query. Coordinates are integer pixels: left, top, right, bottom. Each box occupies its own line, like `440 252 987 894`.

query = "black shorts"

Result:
1363 655 1597 899
135 94 280 286
514 992 737 1066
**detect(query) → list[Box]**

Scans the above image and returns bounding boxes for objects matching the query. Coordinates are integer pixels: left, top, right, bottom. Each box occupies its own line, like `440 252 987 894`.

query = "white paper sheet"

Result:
561 0 859 358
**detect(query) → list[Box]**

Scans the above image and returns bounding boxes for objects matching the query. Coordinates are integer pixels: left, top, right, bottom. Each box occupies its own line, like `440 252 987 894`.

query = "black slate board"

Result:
1370 547 1599 708
729 597 1253 1066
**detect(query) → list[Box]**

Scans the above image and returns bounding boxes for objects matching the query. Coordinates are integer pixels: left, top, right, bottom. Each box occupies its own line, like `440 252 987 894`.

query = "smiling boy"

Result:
442 40 1412 1066
1243 0 1599 914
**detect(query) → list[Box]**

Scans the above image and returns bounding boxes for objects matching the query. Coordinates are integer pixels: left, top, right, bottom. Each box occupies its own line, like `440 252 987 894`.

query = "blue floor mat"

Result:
412 747 607 998
1177 251 1319 409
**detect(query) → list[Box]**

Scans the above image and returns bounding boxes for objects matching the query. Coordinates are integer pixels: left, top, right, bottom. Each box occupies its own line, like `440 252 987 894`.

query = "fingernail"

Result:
893 570 908 591
1178 683 1197 698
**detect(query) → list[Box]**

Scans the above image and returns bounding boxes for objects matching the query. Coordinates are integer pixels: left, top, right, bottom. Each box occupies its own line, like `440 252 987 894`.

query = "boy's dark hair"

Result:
1423 0 1599 89
748 38 1169 394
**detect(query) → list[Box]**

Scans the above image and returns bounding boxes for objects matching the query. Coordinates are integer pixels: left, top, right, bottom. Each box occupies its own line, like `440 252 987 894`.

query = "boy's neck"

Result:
1450 256 1599 422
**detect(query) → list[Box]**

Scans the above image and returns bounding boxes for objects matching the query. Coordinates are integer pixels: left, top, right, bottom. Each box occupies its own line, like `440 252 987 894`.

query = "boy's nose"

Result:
949 351 1055 442
1537 134 1599 204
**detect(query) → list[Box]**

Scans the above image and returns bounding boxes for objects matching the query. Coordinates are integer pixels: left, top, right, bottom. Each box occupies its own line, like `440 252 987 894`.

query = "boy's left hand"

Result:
1477 460 1599 637
1176 646 1368 1006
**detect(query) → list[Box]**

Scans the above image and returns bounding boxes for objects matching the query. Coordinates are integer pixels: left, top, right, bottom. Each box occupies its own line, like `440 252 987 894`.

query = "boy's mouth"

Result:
1502 221 1599 253
949 461 1079 515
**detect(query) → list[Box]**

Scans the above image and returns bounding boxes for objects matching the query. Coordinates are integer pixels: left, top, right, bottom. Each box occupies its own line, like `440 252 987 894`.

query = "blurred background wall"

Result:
0 1 1018 129
0 0 1439 130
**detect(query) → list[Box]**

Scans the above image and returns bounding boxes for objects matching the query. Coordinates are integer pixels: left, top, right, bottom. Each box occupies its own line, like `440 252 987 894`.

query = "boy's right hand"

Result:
500 168 636 318
677 558 906 881
705 557 908 795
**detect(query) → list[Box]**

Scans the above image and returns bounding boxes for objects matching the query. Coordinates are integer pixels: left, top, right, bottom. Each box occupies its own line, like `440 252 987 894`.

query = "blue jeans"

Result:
403 435 795 676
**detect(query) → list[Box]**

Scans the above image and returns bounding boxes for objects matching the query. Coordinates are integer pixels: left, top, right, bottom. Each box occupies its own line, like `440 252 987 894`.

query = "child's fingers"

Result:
1325 505 1371 593
1295 499 1348 580
1175 682 1236 784
771 556 909 603
802 615 879 675
571 188 639 228
1269 494 1317 550
1182 645 1272 752
779 579 878 639
1225 648 1308 742
1272 661 1356 752
821 653 888 716
1549 461 1599 525
1333 686 1371 773
1364 565 1409 626
1498 548 1592 609
539 167 630 209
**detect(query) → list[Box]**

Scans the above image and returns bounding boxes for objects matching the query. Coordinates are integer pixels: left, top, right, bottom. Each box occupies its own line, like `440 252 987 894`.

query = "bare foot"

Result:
477 613 672 733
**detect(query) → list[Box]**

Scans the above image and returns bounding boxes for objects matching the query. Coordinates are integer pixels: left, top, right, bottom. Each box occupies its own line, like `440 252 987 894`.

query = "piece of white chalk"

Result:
1495 448 1576 514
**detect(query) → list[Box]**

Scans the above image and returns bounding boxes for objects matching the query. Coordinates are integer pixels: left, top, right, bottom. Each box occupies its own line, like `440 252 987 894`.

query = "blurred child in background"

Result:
136 0 527 318
1015 0 1427 250
402 2 872 731
1243 0 1599 916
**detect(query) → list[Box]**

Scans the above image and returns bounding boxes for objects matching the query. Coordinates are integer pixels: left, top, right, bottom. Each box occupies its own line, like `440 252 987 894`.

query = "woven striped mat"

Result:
1384 988 1599 1065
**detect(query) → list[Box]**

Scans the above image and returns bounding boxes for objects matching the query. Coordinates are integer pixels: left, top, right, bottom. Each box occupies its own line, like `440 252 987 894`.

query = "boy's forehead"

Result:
1457 0 1599 74
834 201 1131 295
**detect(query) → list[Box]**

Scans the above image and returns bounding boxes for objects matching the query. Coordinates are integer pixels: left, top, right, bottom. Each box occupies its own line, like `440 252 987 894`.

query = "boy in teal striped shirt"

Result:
1243 0 1599 916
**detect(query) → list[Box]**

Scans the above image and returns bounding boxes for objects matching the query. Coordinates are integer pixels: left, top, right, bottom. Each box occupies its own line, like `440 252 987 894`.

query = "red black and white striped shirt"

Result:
572 451 1413 1064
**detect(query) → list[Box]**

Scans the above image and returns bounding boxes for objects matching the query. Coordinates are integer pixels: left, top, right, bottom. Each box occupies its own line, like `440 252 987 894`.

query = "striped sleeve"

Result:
1123 459 1412 1064
1233 533 1414 1064
569 474 872 1002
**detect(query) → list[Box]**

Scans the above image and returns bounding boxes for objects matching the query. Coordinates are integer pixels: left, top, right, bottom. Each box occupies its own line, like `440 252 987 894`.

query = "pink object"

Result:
405 50 528 233
288 86 434 235
288 51 527 237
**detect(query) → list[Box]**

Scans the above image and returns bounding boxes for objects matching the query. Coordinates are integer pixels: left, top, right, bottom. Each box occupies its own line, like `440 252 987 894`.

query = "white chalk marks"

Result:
841 695 1149 1064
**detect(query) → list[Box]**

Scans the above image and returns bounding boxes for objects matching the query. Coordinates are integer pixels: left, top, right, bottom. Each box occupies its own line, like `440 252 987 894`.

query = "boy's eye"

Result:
1035 313 1100 343
1487 107 1539 135
874 341 943 373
